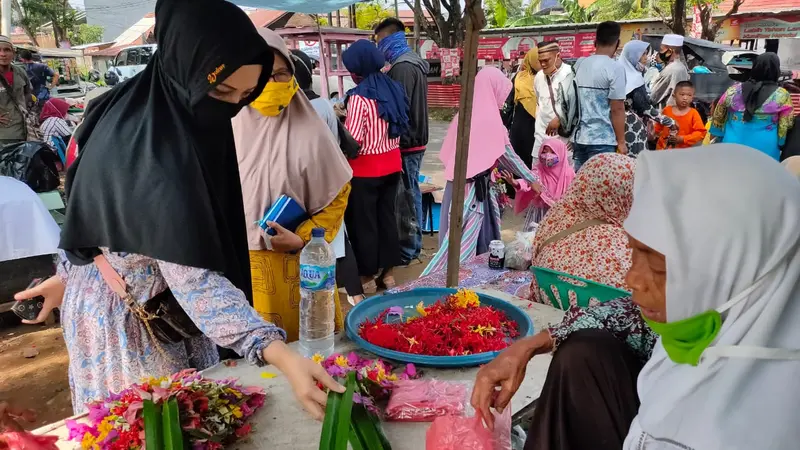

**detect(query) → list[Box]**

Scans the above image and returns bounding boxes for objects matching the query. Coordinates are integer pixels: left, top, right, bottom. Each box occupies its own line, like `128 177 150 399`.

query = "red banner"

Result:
476 37 507 60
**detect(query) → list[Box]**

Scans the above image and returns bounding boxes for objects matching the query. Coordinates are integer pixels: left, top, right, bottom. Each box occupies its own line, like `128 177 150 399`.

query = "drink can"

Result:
488 240 505 269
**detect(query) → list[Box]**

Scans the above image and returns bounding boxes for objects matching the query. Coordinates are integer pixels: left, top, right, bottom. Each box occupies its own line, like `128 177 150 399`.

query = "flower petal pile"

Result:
66 369 265 450
359 289 519 356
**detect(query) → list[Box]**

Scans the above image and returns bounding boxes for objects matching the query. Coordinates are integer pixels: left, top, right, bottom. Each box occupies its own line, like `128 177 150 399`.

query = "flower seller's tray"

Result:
345 288 534 368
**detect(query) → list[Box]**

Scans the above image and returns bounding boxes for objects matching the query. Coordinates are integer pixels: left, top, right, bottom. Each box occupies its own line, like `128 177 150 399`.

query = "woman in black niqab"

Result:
61 0 268 295
17 0 345 420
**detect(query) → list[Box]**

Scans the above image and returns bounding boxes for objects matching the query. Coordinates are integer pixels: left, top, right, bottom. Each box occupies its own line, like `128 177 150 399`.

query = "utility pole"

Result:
1 0 11 37
394 0 399 17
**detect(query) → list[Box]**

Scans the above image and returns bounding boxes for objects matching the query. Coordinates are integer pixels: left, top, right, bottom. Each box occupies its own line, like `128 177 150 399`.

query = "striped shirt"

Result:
344 94 401 178
41 117 72 143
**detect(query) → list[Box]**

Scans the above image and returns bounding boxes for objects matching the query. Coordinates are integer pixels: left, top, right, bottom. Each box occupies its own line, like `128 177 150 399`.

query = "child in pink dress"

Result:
513 138 576 231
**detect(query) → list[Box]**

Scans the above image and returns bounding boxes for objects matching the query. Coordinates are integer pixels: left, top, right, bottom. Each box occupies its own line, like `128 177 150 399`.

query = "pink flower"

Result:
66 420 95 441
123 401 143 426
404 363 417 379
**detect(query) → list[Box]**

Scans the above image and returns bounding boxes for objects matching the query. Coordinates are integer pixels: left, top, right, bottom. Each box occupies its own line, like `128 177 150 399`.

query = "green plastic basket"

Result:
531 266 631 310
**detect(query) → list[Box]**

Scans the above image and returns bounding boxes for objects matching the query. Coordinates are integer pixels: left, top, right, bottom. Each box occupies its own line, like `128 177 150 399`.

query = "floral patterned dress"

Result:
57 250 285 413
528 154 635 305
710 83 794 161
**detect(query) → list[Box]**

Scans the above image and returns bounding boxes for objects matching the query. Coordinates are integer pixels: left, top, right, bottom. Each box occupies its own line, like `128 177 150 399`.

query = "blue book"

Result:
258 195 309 236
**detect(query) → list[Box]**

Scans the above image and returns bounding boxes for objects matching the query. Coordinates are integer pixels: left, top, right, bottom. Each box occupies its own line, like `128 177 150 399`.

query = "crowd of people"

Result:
2 1 800 447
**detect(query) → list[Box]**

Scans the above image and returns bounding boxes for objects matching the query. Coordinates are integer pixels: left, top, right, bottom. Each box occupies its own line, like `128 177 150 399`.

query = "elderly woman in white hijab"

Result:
472 144 800 450
232 28 353 341
620 40 674 156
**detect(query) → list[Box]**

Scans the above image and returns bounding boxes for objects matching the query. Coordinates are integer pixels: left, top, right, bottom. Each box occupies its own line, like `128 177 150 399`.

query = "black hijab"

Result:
742 52 781 122
290 49 319 100
60 0 274 302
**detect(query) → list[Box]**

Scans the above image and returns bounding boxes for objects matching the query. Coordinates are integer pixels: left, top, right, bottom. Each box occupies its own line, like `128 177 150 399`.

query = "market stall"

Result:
278 27 372 99
35 288 563 449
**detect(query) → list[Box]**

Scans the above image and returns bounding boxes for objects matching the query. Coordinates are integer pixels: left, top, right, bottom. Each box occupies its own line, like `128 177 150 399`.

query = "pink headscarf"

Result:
515 138 575 213
440 67 512 181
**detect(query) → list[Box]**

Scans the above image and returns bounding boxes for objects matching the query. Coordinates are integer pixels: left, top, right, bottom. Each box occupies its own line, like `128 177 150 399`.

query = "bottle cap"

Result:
312 228 325 238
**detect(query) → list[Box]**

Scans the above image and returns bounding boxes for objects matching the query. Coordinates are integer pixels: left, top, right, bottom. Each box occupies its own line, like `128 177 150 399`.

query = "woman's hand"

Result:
0 401 36 432
265 222 305 253
262 341 345 420
14 276 64 325
470 331 553 430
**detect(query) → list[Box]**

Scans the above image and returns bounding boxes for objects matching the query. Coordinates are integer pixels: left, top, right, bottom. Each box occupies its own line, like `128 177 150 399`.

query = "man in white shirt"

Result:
533 41 573 157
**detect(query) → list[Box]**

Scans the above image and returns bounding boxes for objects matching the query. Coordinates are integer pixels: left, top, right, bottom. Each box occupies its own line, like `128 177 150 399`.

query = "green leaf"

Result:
142 400 163 450
350 404 392 450
319 382 343 450
162 398 185 450
319 373 356 450
334 372 356 450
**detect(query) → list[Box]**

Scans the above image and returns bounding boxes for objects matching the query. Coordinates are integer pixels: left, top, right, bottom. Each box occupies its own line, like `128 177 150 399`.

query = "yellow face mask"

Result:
251 77 299 116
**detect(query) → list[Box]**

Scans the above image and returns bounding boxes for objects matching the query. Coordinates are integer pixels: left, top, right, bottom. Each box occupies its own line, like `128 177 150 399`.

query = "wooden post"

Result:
445 1 485 287
413 0 421 52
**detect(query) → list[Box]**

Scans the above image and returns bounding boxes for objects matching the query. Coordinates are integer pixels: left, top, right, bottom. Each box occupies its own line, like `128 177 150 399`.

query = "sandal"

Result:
361 279 378 295
381 275 397 290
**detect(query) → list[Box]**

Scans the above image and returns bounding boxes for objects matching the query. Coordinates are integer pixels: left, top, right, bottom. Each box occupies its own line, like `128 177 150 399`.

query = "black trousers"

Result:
510 103 536 169
345 173 401 277
525 329 643 450
336 234 364 296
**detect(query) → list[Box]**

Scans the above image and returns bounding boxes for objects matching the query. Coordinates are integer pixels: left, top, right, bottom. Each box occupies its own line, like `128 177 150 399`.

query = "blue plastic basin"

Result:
344 288 534 368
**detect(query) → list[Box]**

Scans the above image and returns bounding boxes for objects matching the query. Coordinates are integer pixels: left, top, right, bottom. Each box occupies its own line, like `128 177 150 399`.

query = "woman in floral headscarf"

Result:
529 153 635 305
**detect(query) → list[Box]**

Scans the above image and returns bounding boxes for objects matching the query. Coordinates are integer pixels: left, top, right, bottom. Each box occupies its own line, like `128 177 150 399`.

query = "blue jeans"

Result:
400 152 424 263
572 143 617 172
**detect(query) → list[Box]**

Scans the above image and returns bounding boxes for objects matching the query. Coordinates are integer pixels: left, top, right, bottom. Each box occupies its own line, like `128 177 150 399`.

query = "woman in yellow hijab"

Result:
509 48 541 168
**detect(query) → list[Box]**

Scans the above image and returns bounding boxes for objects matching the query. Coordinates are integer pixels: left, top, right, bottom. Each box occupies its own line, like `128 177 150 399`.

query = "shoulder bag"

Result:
94 254 202 349
537 219 608 253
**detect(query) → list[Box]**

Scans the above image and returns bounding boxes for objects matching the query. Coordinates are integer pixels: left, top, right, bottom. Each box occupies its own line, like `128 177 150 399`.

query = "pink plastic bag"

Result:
425 407 512 450
386 380 467 422
0 432 59 450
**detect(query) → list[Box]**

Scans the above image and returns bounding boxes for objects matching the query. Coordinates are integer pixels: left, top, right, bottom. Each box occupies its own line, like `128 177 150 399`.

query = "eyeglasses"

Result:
270 69 293 83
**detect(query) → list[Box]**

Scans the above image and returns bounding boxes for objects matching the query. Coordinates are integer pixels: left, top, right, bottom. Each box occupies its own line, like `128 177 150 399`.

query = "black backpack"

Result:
0 141 60 192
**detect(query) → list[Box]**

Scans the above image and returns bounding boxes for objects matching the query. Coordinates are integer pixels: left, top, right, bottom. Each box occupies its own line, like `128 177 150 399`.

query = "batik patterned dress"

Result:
548 297 657 362
710 83 794 160
57 250 285 413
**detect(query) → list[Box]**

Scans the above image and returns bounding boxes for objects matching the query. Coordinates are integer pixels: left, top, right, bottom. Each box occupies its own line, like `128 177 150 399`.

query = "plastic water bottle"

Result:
298 227 336 358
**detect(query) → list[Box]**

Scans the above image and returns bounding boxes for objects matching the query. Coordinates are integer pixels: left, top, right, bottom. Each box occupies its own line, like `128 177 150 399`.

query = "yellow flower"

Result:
311 353 324 364
472 324 497 337
334 355 349 368
416 301 428 317
405 336 419 348
450 289 480 309
232 406 243 419
81 432 99 450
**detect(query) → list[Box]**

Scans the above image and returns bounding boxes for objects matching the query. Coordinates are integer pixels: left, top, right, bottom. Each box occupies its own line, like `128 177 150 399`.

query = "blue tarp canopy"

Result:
229 0 357 14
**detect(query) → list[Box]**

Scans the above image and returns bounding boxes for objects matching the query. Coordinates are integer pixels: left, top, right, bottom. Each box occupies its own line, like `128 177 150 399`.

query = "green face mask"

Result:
644 275 769 366
644 312 722 366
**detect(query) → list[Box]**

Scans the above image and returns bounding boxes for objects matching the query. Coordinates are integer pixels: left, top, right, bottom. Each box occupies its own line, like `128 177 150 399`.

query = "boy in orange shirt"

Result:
653 81 707 149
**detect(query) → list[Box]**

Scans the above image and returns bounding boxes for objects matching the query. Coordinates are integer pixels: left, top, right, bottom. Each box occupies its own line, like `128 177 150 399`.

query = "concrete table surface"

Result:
35 289 564 449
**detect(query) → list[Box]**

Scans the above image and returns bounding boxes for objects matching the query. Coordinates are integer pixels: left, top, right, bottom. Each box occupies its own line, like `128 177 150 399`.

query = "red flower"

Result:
235 424 252 438
359 294 519 356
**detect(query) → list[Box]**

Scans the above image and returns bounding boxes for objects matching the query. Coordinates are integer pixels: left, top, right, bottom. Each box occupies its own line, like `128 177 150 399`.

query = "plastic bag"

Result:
426 407 512 450
386 380 467 422
0 432 59 450
504 231 536 271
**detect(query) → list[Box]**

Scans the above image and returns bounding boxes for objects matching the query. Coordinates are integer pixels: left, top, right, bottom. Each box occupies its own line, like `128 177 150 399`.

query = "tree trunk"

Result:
671 0 686 36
